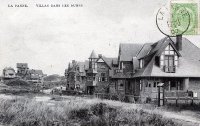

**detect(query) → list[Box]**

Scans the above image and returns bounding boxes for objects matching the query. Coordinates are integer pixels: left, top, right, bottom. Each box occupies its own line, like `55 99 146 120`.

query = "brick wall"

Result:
140 78 162 102
188 78 200 98
95 62 110 93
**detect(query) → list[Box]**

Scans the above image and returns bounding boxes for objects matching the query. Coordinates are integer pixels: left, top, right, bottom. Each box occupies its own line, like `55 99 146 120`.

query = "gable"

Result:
97 58 105 63
162 43 178 56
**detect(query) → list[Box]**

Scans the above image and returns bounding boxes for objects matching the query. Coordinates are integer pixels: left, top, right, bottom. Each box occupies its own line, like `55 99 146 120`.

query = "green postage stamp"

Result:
170 0 199 35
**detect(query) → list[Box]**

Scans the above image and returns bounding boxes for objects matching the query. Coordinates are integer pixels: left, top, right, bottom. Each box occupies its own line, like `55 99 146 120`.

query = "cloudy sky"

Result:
0 0 200 75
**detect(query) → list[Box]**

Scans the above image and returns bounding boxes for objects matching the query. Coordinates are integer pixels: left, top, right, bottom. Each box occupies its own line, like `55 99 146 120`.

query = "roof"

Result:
16 63 28 68
67 60 89 76
77 61 87 73
136 43 153 59
84 60 89 70
134 37 200 78
175 37 200 60
95 55 118 69
3 67 15 71
119 43 143 61
112 58 118 65
89 50 98 59
29 69 43 75
101 57 117 68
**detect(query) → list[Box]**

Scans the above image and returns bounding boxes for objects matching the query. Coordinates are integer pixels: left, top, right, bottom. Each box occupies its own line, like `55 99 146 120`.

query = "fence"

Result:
94 93 143 103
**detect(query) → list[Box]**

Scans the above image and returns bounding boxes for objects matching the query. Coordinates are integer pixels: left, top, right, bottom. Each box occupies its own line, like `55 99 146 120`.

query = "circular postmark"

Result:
156 5 190 37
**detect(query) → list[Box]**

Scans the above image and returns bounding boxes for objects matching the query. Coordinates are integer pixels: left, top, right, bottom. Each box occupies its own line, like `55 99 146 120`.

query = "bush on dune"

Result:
0 98 180 126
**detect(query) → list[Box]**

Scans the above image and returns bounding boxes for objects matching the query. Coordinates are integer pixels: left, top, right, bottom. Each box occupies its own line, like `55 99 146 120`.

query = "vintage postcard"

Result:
1 0 200 126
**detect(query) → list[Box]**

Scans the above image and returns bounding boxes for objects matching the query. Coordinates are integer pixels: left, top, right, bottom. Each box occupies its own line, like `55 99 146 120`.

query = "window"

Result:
148 83 151 87
120 62 124 69
164 55 174 66
115 81 117 90
153 82 159 88
155 56 160 66
161 44 179 71
105 77 108 82
118 83 124 90
139 59 143 68
101 73 106 82
171 81 176 88
93 75 96 81
139 80 142 91
89 59 97 69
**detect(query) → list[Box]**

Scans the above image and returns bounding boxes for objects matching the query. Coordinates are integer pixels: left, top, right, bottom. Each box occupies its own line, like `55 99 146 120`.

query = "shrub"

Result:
69 108 91 120
0 98 182 126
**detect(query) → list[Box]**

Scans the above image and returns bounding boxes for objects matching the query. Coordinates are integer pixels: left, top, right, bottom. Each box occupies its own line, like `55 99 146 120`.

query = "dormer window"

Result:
160 44 179 73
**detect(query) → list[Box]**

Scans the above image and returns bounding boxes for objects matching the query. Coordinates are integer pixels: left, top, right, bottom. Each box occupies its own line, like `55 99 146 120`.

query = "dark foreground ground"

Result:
0 93 200 126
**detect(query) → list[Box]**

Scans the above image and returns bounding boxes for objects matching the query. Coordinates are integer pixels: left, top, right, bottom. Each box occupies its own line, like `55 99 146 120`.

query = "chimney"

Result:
72 60 76 65
176 35 182 51
98 54 102 58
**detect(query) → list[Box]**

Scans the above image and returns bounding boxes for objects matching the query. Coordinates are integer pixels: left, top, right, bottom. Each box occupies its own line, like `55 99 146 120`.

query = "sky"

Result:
0 0 200 75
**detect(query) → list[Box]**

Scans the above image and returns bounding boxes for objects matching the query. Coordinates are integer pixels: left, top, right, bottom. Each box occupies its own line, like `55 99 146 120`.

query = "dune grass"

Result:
0 96 182 126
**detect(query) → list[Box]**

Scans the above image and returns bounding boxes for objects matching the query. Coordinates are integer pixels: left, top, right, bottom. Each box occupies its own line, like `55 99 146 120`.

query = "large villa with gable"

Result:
66 36 200 102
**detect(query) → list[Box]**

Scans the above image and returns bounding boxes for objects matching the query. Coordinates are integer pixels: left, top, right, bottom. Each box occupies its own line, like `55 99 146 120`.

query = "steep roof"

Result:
119 43 143 61
102 57 117 68
136 43 153 59
175 37 200 60
89 50 98 59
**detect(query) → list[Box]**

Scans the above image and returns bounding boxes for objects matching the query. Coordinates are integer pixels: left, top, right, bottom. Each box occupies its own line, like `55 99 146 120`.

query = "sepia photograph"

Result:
0 0 200 125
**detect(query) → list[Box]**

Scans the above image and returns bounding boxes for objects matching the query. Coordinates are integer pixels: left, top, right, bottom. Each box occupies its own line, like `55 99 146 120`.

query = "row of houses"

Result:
66 36 200 102
2 63 46 83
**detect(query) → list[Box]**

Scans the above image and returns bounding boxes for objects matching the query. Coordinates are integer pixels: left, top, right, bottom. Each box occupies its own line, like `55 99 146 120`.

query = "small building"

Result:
66 60 88 91
2 67 16 79
27 69 44 83
16 63 29 78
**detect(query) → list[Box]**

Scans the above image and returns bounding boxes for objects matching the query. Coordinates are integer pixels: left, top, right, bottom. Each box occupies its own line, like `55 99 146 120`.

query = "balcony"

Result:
114 69 123 74
87 69 98 74
163 66 176 73
109 69 133 78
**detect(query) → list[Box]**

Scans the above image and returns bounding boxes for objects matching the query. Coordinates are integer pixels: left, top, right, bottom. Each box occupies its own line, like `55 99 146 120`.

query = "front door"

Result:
87 86 95 95
125 80 131 95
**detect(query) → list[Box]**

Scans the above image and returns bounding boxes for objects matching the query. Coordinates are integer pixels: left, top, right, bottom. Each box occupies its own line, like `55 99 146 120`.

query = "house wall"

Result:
140 78 164 102
95 62 110 93
109 79 117 94
188 78 200 98
109 78 140 96
67 72 76 90
3 69 16 78
139 77 200 102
